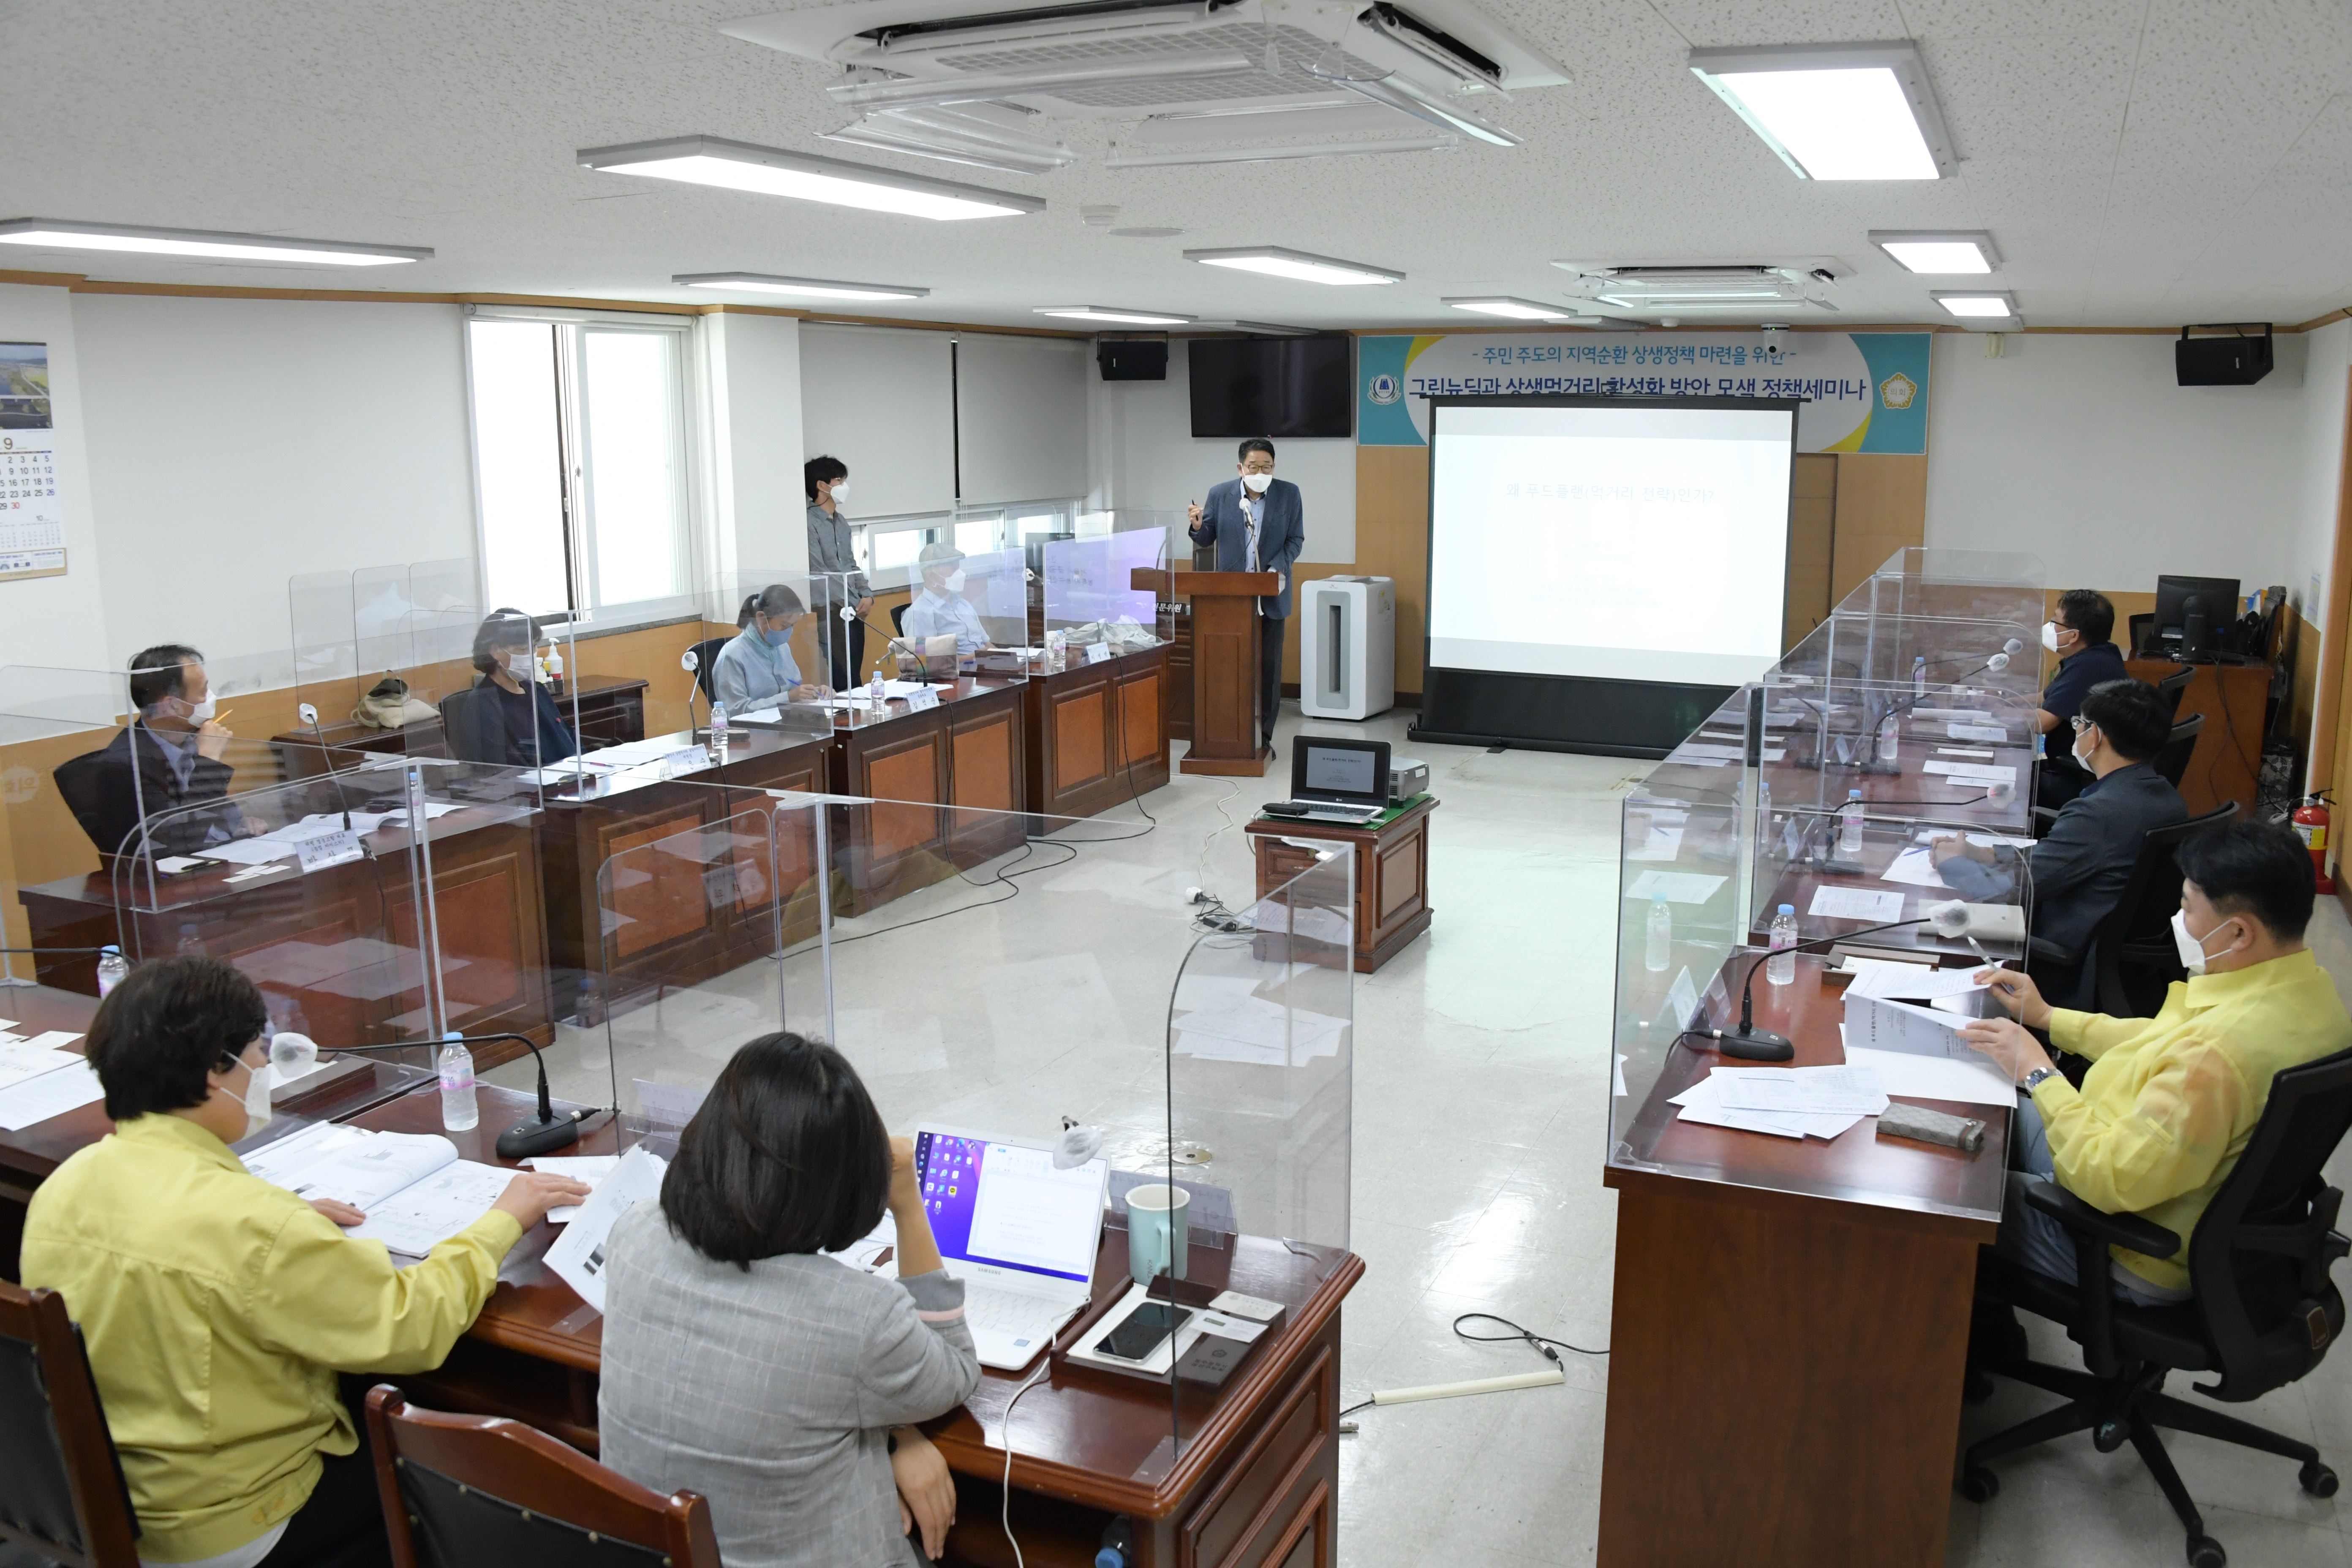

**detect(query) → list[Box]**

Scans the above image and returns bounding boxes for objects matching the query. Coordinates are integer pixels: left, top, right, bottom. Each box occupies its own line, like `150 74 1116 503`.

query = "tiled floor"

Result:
485 700 2351 1565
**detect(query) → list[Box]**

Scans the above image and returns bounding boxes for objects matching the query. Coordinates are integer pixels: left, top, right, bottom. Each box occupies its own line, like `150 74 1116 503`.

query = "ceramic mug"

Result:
1124 1183 1191 1287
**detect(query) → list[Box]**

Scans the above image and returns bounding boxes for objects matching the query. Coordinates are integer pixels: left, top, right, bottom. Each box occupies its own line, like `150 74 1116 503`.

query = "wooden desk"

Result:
2124 657 2266 815
1598 954 2007 1568
830 679 1030 909
0 984 432 1279
537 726 833 1013
272 675 650 779
1244 798 1435 973
357 1082 1361 1568
18 805 554 1055
1023 645 1173 819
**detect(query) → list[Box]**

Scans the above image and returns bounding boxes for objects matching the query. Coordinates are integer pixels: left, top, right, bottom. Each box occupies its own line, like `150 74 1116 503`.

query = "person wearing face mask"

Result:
1931 678 2186 1005
901 542 989 655
714 583 829 709
67 643 244 861
19 956 591 1568
2032 588 2130 810
1958 820 2350 1304
1186 436 1305 757
448 609 579 768
807 456 874 691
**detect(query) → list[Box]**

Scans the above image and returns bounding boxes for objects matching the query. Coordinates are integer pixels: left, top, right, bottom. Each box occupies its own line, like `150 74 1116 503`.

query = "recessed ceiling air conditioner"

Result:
1554 260 1853 314
722 1 1568 168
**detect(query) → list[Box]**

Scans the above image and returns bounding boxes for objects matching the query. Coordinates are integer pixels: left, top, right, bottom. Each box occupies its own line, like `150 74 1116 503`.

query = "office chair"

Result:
1963 1046 2351 1568
0 1282 142 1568
888 602 907 636
364 1387 720 1568
2152 713 2204 790
51 750 114 860
2026 801 2238 1018
435 687 496 765
2130 611 2156 656
2152 663 2195 721
681 637 728 705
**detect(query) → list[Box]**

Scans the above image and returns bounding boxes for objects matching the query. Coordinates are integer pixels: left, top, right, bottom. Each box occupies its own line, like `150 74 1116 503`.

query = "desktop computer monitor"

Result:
2153 575 2239 659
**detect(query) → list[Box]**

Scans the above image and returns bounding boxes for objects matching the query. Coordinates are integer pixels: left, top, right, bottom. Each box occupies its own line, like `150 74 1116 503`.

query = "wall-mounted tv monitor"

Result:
1187 336 1354 438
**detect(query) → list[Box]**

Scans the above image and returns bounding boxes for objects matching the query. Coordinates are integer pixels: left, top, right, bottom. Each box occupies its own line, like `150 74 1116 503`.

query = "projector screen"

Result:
1426 400 1796 687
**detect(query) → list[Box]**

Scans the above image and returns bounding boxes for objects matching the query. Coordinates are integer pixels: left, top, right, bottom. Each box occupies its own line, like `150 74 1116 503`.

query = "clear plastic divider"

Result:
1042 525 1171 669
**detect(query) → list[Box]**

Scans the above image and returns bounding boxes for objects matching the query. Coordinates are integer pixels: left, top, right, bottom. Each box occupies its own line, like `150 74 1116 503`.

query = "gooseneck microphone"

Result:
298 1030 593 1158
1694 906 1976 1062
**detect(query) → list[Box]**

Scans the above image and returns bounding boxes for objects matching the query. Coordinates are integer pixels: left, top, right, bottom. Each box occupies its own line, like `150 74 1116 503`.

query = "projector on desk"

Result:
1389 757 1429 803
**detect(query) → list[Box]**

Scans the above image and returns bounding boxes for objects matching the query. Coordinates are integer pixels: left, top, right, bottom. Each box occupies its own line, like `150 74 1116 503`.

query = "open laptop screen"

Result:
1293 736 1390 806
914 1132 1106 1283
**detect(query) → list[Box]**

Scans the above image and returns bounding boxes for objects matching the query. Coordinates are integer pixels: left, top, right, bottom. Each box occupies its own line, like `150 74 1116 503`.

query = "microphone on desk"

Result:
842 603 940 688
276 1031 592 1158
1699 906 1976 1062
299 702 365 837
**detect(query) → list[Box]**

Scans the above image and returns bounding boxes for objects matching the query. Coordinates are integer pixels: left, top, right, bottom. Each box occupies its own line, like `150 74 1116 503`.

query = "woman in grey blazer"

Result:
598 1035 980 1566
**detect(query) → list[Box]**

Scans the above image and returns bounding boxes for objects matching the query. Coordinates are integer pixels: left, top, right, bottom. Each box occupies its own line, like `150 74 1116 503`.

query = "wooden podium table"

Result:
1246 797 1437 973
1140 569 1276 777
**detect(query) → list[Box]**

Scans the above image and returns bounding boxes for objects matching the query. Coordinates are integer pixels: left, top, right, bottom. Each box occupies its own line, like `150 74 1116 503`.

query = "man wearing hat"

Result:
903 542 991 653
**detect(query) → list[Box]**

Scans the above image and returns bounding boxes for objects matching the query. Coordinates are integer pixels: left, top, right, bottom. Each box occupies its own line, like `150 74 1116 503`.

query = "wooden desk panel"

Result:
831 682 1029 910
2125 657 2266 815
1245 800 1436 974
1597 955 2006 1568
1023 647 1172 819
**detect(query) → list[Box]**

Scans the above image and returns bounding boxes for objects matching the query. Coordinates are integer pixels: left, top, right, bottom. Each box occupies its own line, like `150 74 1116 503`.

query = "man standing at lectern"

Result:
1188 438 1304 756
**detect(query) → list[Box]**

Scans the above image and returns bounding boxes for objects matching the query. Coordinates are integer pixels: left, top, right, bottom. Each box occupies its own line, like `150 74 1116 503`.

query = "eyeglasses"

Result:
2070 716 2093 733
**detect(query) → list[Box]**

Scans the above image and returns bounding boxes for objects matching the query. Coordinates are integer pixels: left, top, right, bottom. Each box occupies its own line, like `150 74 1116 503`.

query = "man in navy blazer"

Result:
1187 437 1304 754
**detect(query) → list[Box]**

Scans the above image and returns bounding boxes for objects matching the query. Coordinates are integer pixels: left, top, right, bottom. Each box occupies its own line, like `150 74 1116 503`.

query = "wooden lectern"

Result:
1134 568 1277 776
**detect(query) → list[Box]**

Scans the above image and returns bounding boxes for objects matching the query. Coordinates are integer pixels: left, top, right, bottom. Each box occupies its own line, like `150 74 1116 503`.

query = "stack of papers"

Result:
243 1124 517 1256
544 1145 668 1312
1808 886 1906 922
1922 760 2019 785
523 1153 618 1224
1673 1065 1889 1140
0 1025 102 1130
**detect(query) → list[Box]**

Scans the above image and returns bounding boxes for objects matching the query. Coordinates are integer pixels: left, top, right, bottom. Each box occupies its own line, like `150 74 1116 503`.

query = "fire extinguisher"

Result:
2293 793 2333 894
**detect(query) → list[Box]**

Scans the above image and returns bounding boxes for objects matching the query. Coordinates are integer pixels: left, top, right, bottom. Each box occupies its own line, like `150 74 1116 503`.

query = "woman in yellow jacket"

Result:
1963 820 2352 1302
20 957 588 1568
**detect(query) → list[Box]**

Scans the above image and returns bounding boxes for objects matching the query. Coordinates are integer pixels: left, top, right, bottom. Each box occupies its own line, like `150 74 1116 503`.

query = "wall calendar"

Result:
0 342 65 584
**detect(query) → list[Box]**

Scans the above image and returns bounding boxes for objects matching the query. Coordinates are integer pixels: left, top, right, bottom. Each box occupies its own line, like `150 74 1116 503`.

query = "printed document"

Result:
1808 886 1905 922
545 1146 668 1313
0 1058 103 1131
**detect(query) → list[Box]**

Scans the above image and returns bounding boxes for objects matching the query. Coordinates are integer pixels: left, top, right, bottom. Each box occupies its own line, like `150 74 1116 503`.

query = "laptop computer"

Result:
912 1127 1110 1371
1265 736 1391 823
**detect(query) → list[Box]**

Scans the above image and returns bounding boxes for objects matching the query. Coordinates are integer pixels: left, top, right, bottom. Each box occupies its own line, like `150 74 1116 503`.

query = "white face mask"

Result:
2039 621 2063 652
1241 471 1272 494
232 1054 273 1140
943 569 967 593
2071 726 2097 768
826 481 849 504
182 693 217 723
2171 908 2238 977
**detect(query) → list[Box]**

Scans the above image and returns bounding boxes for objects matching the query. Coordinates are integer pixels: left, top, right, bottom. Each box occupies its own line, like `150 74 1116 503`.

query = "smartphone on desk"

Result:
1100 1301 1192 1362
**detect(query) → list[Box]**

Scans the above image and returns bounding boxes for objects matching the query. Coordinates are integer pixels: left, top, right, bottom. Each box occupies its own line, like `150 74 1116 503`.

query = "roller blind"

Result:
955 333 1088 504
799 324 955 518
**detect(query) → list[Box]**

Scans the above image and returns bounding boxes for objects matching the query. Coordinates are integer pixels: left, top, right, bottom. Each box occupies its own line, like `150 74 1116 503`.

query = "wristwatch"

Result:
2021 1065 2060 1094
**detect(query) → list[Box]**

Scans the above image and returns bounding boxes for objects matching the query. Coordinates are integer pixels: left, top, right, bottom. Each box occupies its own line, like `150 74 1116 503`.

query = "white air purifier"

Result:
1298 576 1396 721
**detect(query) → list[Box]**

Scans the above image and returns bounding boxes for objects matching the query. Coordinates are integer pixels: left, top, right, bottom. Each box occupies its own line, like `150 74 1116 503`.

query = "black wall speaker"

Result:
2176 324 2274 386
1096 338 1168 381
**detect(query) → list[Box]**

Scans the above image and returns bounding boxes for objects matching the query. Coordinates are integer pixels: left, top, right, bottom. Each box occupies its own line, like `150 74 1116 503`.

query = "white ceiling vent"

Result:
724 1 1568 168
1552 260 1854 315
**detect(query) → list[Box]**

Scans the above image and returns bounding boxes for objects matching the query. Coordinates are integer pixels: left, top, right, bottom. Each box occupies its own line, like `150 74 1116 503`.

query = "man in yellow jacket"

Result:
1963 819 2352 1303
20 957 589 1568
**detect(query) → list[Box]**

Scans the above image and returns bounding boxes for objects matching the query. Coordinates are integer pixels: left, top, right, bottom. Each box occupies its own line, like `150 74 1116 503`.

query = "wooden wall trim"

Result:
2314 365 2352 810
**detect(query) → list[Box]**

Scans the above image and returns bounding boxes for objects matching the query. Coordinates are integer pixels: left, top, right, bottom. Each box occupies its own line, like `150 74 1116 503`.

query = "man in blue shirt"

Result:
2034 588 2131 810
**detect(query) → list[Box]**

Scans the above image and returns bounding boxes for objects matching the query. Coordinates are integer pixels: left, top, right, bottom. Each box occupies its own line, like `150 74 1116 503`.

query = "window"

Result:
465 314 694 623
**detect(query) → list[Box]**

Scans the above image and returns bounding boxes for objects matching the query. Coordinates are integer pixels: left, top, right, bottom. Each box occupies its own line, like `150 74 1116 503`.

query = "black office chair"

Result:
0 1281 142 1568
51 749 114 860
2152 713 2204 790
686 637 730 704
2152 663 2195 721
1964 1046 2352 1567
437 686 496 765
888 602 907 636
2028 801 2238 1019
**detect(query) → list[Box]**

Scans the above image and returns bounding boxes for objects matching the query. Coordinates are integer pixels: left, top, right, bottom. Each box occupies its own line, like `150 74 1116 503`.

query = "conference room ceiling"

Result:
3 0 2350 330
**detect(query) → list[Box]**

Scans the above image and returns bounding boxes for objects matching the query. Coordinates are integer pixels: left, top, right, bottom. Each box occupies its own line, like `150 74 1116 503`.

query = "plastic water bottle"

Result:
1767 904 1798 987
1645 896 1672 972
1876 709 1900 763
869 669 887 714
708 700 728 765
1912 653 1927 694
437 1032 478 1132
1838 789 1865 856
95 945 128 997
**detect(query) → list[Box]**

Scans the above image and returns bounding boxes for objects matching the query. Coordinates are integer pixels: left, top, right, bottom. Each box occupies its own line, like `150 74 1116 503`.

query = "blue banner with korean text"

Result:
1358 330 1930 454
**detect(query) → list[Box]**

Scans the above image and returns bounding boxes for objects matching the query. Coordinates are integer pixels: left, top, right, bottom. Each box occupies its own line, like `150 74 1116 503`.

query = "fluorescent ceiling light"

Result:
577 136 1043 221
827 50 1255 112
1933 291 2018 319
0 218 430 266
1443 296 1579 321
1035 306 1196 325
1688 42 1954 180
1107 135 1456 167
675 272 929 301
1184 246 1403 286
1870 230 1999 273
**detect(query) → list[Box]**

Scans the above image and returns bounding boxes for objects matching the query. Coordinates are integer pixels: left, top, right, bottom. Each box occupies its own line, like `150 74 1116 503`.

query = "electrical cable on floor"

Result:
1336 1313 1608 1435
998 1358 1054 1568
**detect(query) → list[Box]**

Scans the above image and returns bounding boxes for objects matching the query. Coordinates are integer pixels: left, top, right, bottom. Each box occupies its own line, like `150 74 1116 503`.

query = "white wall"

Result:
2288 318 2351 625
705 311 806 580
1089 343 1357 564
799 324 956 522
1924 329 2327 607
957 333 1088 505
73 294 476 670
0 283 108 675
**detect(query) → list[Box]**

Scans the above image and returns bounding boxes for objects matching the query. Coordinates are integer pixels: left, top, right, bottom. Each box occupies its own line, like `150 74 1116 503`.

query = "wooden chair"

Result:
0 1282 141 1568
363 1386 721 1568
